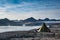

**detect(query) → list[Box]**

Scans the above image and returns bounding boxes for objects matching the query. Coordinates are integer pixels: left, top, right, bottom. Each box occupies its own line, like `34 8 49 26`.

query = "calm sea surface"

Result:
0 26 40 33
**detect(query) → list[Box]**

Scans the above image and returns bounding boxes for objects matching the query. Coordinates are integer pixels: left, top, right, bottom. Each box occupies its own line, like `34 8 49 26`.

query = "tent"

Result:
37 23 51 32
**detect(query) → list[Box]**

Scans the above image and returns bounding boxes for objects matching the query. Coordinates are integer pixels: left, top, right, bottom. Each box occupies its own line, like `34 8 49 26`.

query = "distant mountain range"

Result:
0 17 60 26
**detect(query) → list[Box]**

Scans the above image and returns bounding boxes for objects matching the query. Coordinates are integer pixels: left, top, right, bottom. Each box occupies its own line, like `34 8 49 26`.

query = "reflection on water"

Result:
0 26 40 33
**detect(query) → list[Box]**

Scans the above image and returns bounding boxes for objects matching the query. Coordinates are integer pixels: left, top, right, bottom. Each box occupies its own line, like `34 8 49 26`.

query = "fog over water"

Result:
0 26 40 33
0 21 60 33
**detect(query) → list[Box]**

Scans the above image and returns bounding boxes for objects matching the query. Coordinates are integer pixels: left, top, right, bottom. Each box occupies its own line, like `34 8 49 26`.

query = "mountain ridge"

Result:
0 17 60 26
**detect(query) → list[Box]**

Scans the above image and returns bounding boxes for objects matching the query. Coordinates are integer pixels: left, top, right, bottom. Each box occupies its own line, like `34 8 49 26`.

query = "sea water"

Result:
0 26 40 33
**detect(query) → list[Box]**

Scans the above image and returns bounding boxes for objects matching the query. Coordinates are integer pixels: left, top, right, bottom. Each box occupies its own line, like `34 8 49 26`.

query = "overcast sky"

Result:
0 0 60 20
